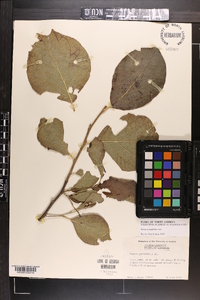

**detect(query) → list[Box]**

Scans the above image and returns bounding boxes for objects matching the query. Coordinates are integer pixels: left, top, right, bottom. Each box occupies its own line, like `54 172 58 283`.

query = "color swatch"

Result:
136 140 190 218
144 150 181 209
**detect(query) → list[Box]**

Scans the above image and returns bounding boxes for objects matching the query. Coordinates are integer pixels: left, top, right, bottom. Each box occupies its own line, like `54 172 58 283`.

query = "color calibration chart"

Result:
144 150 181 209
136 141 191 218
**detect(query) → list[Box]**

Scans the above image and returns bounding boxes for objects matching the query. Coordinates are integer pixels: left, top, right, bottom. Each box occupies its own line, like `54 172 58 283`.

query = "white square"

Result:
145 161 153 169
145 152 153 160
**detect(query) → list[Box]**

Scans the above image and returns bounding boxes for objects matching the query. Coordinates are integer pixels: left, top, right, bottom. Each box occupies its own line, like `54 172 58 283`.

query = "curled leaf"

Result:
72 171 99 192
98 113 158 171
87 137 105 177
96 176 136 203
110 47 166 110
71 214 111 245
27 29 91 108
37 118 70 155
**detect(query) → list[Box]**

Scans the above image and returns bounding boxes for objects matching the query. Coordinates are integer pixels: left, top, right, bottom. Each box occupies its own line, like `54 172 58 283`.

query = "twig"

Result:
38 105 109 222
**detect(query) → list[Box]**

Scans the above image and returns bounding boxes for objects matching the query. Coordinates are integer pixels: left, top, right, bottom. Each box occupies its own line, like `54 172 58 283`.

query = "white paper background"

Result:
9 20 191 279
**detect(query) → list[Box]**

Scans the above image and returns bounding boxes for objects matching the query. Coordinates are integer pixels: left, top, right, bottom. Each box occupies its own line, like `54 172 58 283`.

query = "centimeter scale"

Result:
0 112 10 203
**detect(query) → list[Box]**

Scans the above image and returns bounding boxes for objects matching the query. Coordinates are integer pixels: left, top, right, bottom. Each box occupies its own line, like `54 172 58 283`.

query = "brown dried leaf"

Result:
37 118 70 155
98 113 158 171
71 214 111 245
27 29 91 109
96 176 136 203
110 47 166 110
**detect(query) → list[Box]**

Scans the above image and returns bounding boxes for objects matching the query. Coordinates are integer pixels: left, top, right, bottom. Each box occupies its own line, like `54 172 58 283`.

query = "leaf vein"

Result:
114 48 158 104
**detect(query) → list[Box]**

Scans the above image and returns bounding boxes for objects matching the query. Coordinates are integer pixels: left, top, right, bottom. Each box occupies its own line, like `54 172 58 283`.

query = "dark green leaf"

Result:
37 118 70 155
70 190 104 204
72 171 99 192
75 169 84 177
98 113 158 171
87 137 105 177
71 213 111 245
27 29 91 109
110 47 166 110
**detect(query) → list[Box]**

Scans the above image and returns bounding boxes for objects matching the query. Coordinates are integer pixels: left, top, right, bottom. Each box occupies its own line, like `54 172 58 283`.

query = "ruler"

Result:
81 8 169 21
0 112 10 202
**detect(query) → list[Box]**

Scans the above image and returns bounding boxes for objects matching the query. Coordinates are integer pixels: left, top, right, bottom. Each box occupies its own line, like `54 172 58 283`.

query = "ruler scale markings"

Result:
0 112 10 202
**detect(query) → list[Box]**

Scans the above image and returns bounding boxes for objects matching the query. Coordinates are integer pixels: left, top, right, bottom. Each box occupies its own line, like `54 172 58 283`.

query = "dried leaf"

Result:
72 171 99 192
87 137 105 177
71 214 111 245
98 113 158 171
77 201 96 210
70 190 104 204
110 47 166 110
37 118 70 155
27 29 91 108
75 169 84 177
96 176 136 203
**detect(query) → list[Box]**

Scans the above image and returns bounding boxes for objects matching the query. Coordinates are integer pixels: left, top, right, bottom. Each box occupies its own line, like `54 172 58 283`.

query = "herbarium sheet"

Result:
9 20 191 279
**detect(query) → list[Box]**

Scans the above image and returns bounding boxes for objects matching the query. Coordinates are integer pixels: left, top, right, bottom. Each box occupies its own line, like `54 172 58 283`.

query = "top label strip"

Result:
81 8 169 21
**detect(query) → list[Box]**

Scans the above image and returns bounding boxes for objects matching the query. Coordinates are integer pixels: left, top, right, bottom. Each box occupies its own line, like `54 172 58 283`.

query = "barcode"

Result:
12 265 40 275
101 265 116 269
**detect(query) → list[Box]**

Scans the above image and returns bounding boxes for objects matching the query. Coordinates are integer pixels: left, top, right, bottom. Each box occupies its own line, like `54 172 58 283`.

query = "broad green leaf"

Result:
70 190 104 204
37 118 70 155
72 171 99 192
87 137 105 177
27 29 91 109
98 113 158 171
110 47 166 110
71 214 111 245
96 176 136 203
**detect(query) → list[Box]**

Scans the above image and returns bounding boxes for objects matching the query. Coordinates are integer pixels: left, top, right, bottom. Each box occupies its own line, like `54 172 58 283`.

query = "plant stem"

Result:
38 105 109 222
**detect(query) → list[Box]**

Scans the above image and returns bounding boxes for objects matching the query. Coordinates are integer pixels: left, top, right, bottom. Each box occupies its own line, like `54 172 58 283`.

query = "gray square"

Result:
145 180 152 188
144 189 152 197
145 170 152 178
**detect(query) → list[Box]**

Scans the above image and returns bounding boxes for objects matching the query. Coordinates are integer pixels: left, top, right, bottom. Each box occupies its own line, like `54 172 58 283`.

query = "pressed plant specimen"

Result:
27 29 166 245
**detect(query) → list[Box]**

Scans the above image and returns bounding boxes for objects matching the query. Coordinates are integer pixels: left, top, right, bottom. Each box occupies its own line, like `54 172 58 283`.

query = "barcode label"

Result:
11 265 41 275
81 8 169 21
